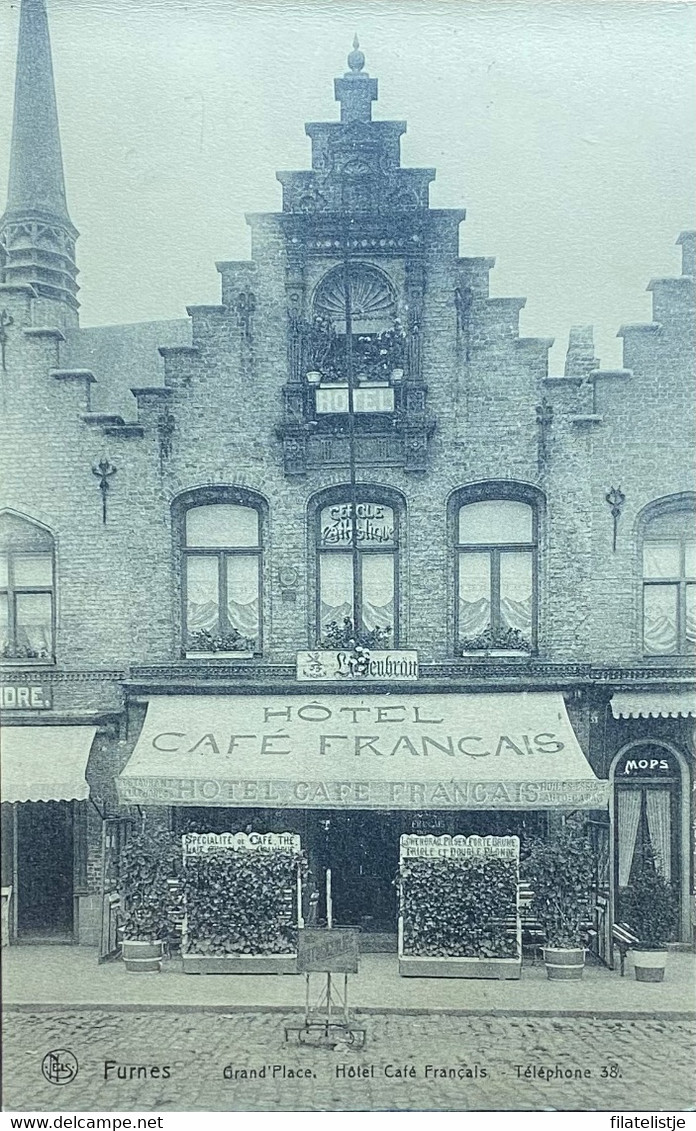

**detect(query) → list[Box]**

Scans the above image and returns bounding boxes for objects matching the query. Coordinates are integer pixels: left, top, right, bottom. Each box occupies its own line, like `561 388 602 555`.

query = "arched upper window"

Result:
313 263 397 335
641 503 695 656
180 495 263 657
0 512 55 662
314 489 401 649
307 265 405 412
456 496 537 654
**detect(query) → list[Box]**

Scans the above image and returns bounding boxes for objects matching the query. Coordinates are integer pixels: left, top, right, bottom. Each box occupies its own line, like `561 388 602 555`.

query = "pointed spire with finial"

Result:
0 0 79 321
334 34 378 122
347 34 365 73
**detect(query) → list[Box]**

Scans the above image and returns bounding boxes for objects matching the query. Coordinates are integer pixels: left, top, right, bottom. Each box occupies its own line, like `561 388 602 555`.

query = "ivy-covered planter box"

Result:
398 834 522 980
181 951 297 975
181 832 305 976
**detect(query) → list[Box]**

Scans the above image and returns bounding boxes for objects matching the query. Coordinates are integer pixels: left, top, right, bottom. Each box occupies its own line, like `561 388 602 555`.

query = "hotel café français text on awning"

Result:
118 693 608 810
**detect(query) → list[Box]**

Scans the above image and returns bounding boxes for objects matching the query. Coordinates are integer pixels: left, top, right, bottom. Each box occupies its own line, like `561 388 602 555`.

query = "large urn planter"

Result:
543 946 586 980
632 948 667 983
122 939 164 973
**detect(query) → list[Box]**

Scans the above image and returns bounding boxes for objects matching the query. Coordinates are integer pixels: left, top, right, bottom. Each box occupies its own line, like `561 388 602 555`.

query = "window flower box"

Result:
185 651 254 660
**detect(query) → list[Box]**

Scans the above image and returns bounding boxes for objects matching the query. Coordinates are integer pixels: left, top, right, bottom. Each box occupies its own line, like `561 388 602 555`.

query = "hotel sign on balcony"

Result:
315 384 395 414
297 650 419 681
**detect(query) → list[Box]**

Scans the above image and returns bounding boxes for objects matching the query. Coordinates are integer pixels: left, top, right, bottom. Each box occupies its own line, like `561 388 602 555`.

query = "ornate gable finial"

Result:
348 35 365 73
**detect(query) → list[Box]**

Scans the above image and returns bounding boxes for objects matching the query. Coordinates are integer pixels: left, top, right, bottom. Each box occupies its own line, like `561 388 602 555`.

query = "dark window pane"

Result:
643 584 678 655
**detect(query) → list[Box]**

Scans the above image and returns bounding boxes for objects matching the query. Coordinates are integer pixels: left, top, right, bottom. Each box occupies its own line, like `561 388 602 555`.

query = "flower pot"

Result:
543 946 586 980
633 949 667 983
122 939 163 973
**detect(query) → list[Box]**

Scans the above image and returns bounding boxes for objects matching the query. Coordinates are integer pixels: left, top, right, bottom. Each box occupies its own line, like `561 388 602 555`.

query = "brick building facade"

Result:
1 4 694 955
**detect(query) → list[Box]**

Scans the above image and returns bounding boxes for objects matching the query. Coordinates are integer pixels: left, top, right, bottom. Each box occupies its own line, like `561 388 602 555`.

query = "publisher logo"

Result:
41 1049 79 1085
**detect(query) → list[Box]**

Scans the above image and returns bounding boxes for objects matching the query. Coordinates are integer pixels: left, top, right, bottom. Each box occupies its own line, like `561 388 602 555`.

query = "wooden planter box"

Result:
397 918 522 979
182 950 298 975
398 954 522 979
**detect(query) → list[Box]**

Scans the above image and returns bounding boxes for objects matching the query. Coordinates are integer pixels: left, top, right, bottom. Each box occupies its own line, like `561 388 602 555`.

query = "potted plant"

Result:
521 817 597 980
620 861 678 982
120 829 180 972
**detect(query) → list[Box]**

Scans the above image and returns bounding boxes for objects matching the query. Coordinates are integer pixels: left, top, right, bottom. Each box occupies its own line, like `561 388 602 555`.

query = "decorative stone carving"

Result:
236 290 256 344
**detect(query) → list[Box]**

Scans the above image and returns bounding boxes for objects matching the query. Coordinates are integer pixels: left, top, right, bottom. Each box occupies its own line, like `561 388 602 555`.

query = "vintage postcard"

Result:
0 0 694 1118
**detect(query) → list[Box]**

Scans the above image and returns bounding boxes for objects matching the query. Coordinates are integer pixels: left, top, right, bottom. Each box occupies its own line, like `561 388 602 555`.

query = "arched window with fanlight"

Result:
181 496 263 657
0 511 55 663
456 495 537 654
307 263 405 415
640 502 695 656
315 491 399 649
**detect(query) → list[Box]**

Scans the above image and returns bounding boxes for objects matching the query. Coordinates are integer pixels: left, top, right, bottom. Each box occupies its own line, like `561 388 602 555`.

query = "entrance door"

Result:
614 754 680 939
16 802 74 939
321 812 400 933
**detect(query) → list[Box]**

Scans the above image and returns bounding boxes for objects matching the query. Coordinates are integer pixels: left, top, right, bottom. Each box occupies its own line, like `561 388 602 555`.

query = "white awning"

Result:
118 692 607 810
610 691 696 720
1 726 96 803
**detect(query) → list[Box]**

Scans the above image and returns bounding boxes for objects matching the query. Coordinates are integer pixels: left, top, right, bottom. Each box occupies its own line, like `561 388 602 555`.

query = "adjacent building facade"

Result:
1 2 694 955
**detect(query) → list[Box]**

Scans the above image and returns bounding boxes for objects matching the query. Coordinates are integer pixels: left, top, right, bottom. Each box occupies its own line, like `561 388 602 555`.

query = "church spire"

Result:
0 0 79 321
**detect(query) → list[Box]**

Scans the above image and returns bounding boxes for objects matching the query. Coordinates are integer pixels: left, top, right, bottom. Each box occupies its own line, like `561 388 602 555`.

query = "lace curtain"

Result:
617 790 642 887
645 788 672 881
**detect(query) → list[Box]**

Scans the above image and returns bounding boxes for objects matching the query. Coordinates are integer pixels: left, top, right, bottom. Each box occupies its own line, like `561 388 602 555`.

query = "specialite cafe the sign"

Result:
117 692 609 811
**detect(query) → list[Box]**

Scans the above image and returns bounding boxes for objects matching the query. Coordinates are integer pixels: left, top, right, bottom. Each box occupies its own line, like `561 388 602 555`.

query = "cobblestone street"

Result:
3 1010 695 1112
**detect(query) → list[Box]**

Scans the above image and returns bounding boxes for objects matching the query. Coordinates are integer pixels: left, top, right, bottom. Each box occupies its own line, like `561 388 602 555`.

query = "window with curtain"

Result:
457 499 536 653
642 508 695 656
317 499 397 648
0 512 55 662
184 503 261 655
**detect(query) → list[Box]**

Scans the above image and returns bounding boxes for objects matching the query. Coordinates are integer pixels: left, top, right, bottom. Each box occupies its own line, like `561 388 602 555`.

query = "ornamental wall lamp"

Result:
605 486 626 552
92 458 118 524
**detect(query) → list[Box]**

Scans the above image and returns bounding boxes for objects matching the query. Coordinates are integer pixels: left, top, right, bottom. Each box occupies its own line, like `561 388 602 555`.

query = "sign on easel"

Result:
297 929 359 974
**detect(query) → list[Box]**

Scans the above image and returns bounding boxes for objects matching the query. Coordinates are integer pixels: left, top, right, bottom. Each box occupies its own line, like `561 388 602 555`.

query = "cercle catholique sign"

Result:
117 692 609 811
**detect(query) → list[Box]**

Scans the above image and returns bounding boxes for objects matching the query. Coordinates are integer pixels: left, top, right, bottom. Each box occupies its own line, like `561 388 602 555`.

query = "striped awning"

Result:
610 691 696 720
1 726 95 803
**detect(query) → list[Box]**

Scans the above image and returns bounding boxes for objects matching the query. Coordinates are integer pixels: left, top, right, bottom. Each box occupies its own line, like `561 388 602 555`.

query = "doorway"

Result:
15 802 74 940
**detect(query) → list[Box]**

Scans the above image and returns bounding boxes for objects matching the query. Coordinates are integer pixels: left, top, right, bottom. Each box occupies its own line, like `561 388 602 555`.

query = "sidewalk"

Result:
3 945 695 1017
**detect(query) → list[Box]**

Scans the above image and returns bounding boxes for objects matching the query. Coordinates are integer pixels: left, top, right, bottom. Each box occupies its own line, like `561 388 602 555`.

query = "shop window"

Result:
316 493 399 648
0 512 55 663
182 499 262 657
641 506 695 656
456 497 536 654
